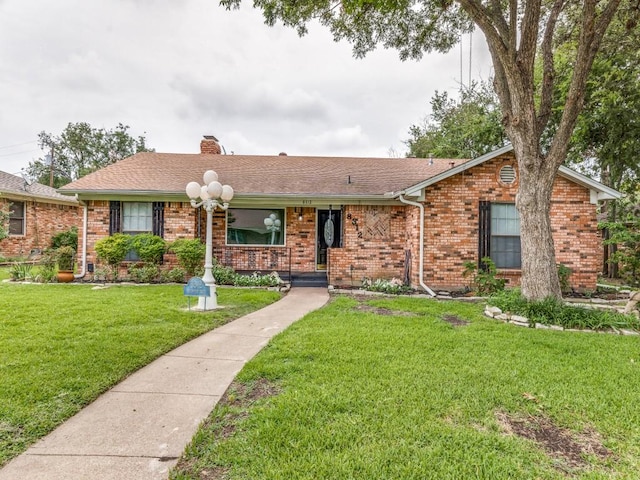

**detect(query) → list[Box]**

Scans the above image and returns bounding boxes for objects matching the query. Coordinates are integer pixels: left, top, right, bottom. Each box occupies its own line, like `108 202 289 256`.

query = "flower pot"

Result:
57 270 75 283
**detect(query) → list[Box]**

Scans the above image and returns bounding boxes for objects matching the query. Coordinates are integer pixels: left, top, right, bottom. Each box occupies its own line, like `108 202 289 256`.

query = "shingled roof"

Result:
58 152 468 198
0 170 78 205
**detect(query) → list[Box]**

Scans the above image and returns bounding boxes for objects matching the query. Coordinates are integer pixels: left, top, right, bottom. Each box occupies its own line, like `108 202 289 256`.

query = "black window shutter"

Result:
152 202 165 238
478 201 491 270
109 201 121 235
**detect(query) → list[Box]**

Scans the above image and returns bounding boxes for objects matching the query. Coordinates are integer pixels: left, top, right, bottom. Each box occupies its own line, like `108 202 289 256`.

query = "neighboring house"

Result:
0 171 80 258
58 136 621 291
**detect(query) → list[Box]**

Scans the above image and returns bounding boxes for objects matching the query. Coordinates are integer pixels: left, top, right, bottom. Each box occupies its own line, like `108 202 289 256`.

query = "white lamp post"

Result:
185 170 234 310
263 213 281 245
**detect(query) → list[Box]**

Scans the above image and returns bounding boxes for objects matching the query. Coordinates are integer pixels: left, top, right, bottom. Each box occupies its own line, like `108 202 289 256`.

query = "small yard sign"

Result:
184 277 211 310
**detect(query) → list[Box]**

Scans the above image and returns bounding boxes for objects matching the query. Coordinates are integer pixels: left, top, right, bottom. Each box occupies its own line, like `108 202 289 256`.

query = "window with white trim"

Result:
8 201 25 236
226 208 285 245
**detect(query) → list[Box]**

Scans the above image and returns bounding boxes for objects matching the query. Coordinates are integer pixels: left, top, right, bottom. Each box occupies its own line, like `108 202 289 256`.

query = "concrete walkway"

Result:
0 287 330 480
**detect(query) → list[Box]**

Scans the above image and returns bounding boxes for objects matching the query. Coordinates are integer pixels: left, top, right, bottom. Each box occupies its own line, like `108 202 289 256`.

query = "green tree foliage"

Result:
406 81 507 159
222 0 633 300
27 122 153 188
549 15 640 193
0 203 9 242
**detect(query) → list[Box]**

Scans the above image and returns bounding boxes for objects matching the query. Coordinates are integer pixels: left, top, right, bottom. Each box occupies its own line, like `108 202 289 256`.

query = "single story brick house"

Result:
58 136 620 292
0 170 80 258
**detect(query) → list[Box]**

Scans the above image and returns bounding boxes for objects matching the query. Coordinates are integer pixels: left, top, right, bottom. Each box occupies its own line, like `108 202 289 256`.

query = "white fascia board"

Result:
68 191 403 207
396 144 622 201
558 166 623 200
0 190 79 206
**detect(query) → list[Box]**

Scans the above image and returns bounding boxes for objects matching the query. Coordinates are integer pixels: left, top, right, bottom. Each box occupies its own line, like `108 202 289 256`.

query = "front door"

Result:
316 209 342 271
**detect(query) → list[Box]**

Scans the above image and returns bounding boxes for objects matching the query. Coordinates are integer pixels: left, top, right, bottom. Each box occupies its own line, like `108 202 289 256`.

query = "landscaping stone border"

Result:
484 305 640 336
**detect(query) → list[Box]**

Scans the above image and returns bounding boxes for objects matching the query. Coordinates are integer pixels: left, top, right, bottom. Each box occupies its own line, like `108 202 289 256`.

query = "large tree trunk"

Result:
515 147 563 300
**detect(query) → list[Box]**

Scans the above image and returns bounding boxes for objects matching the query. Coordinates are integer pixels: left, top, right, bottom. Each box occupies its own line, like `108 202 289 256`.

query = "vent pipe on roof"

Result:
279 152 287 156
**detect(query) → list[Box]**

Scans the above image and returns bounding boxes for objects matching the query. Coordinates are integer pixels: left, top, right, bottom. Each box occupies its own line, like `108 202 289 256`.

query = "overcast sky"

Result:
0 0 491 177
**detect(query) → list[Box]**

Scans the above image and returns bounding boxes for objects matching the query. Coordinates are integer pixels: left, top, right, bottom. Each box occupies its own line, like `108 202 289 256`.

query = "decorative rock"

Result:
536 323 550 329
510 320 529 327
485 306 502 318
549 325 564 331
621 329 640 336
496 313 511 321
511 315 528 323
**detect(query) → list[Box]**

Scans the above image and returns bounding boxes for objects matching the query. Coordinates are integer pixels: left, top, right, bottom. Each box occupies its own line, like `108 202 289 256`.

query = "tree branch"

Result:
549 0 622 166
536 0 566 136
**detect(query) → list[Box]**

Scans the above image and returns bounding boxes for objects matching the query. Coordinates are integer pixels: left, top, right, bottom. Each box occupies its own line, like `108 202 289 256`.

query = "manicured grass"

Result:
0 282 281 466
173 295 640 479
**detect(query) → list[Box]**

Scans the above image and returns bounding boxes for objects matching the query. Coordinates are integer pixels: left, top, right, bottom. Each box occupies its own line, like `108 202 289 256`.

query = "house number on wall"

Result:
347 212 363 238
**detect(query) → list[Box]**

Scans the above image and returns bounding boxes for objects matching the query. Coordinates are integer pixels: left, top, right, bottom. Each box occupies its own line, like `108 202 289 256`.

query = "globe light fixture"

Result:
185 170 234 310
264 213 281 245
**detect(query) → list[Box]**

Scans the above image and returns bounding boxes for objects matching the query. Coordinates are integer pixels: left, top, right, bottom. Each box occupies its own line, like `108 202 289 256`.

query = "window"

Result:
490 203 521 268
108 201 164 261
227 208 285 245
8 201 25 236
109 201 164 237
122 202 153 234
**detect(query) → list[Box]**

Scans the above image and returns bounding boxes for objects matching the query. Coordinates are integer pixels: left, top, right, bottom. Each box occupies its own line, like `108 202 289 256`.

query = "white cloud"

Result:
0 0 491 174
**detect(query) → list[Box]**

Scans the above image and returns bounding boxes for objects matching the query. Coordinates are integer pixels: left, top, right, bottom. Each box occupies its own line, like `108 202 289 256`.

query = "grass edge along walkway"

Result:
0 283 281 467
173 294 640 480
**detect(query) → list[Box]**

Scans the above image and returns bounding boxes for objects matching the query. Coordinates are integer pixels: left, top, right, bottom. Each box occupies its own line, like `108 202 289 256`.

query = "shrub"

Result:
130 234 166 265
463 257 506 295
169 239 205 276
557 263 572 294
95 234 131 280
233 271 283 287
36 250 57 283
128 263 161 283
55 245 76 271
213 263 237 285
51 227 78 251
489 289 640 331
9 263 33 281
161 267 186 283
362 277 411 295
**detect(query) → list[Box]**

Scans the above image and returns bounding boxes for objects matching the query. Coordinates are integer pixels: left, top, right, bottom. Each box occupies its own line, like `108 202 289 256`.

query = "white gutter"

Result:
398 194 436 297
74 199 88 279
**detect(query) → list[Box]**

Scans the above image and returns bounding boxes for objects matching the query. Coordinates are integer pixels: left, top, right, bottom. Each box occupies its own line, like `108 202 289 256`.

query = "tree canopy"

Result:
223 0 636 300
27 122 153 188
405 80 507 159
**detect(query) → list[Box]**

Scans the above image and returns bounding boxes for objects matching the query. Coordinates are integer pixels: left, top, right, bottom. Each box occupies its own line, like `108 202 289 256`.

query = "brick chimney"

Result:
200 135 222 154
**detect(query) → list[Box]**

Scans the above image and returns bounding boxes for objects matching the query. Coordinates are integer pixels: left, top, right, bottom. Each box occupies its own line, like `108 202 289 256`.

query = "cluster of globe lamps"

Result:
185 170 234 310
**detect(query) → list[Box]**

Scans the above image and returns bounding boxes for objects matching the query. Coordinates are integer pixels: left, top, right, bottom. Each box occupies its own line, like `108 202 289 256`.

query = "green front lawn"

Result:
174 295 640 479
0 282 281 466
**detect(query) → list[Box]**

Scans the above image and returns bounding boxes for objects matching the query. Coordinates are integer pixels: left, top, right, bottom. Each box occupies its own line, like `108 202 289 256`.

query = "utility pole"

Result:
49 145 54 188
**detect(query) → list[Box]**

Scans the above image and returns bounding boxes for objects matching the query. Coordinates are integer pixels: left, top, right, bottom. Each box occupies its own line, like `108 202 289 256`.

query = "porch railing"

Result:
213 247 292 280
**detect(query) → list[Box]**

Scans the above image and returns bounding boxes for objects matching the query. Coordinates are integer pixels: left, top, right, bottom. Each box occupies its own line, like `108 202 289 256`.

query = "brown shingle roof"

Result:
58 153 468 197
0 170 78 204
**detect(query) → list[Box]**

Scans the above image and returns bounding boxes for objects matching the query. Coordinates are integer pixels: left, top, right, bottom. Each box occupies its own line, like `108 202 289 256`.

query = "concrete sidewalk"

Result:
0 287 330 480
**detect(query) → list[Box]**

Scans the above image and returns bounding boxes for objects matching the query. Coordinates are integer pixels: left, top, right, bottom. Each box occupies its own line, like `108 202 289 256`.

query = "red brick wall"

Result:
326 155 600 291
416 155 600 290
0 198 80 258
328 205 408 286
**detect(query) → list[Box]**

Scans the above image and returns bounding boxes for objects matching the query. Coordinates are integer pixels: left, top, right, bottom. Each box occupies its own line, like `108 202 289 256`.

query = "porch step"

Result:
290 272 328 288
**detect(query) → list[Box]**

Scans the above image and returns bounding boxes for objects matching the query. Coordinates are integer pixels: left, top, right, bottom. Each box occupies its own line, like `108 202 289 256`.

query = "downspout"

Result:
74 199 88 279
398 194 436 297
